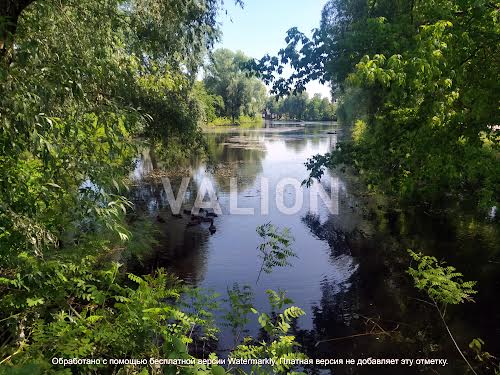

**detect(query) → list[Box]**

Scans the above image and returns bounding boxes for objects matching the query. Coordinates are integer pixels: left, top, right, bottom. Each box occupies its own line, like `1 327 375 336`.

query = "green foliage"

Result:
204 49 267 123
121 218 160 263
352 119 367 144
336 8 500 208
469 338 500 374
223 284 254 343
407 250 477 306
194 81 225 123
132 70 205 148
253 0 500 210
208 115 263 127
255 223 296 283
469 338 491 362
0 250 307 373
182 287 221 343
0 1 308 374
0 255 212 372
265 290 294 312
407 250 481 374
0 0 312 374
230 290 306 375
266 93 336 121
0 0 234 267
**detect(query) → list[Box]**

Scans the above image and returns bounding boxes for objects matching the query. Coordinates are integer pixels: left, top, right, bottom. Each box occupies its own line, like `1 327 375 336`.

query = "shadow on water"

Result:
126 121 499 374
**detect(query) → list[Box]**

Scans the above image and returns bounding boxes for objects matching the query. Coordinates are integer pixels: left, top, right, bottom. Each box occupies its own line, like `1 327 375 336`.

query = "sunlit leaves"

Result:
204 49 267 121
299 0 499 209
407 249 477 306
223 283 254 340
26 297 44 307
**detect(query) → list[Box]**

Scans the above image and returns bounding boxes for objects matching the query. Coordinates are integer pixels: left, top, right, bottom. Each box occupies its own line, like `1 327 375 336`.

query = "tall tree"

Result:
0 0 36 61
0 1 237 364
204 48 267 122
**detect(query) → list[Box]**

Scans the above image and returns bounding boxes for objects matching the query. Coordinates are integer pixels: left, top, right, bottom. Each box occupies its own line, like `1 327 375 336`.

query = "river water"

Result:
128 121 499 374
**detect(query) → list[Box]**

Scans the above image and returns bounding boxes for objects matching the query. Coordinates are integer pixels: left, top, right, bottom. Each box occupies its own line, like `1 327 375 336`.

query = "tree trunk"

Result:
1 0 36 61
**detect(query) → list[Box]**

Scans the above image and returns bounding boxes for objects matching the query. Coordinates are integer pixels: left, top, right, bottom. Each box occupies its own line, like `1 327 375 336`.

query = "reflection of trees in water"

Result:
298 205 475 374
289 255 423 375
294 281 358 372
309 135 325 148
127 181 210 284
302 174 374 251
327 134 338 150
298 204 499 374
282 137 308 153
130 145 196 181
298 209 417 374
129 147 155 180
267 132 333 155
204 134 266 192
126 132 267 283
301 212 353 256
261 130 310 154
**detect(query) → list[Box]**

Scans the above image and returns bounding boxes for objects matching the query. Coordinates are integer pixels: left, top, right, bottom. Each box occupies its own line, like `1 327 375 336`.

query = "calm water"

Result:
128 122 499 374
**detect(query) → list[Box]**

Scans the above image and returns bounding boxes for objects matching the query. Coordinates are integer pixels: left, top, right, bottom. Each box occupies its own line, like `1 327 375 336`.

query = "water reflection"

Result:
127 121 499 374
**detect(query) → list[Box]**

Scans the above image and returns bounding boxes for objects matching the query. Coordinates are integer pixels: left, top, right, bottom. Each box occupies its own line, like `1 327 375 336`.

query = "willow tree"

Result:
0 0 235 258
204 48 267 123
0 0 238 370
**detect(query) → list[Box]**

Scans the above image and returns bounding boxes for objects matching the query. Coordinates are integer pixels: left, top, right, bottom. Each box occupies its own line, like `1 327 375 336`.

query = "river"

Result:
128 121 499 374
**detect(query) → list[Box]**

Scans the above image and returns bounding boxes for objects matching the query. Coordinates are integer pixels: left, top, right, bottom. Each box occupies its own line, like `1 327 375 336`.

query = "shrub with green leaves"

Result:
223 284 255 345
255 224 296 283
230 290 307 375
468 338 500 374
407 250 477 306
0 259 215 373
407 249 479 374
0 251 307 374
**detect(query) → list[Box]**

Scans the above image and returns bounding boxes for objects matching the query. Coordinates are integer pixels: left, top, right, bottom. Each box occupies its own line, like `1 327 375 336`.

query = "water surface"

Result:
128 121 500 374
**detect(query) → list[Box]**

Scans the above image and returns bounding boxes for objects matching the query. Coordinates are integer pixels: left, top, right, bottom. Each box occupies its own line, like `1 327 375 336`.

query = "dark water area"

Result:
127 121 499 374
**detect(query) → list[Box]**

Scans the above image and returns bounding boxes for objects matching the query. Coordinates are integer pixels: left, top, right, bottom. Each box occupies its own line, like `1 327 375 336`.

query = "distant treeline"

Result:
196 48 336 125
265 92 336 121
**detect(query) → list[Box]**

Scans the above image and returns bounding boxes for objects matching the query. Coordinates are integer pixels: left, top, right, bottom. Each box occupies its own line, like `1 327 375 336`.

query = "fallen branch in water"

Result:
315 315 399 347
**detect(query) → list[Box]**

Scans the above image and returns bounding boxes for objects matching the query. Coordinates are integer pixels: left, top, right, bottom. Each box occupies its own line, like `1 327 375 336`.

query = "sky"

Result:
215 0 331 98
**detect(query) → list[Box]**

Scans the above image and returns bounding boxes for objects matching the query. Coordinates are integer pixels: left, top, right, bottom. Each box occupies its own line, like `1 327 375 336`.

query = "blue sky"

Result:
215 0 331 98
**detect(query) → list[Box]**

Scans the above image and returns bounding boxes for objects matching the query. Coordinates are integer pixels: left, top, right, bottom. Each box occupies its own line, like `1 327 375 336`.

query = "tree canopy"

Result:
204 48 267 123
0 0 233 266
252 0 500 208
0 1 308 373
266 93 336 121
